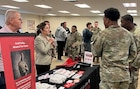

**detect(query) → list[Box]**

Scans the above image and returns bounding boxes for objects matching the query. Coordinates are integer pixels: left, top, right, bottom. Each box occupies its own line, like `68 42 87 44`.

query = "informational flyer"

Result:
0 33 35 89
84 51 93 66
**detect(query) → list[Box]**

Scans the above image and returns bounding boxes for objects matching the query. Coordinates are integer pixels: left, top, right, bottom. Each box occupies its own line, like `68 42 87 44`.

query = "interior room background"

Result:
0 14 139 34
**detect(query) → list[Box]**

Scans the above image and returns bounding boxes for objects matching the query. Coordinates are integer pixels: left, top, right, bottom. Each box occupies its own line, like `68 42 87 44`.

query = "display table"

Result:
68 65 100 89
36 64 100 89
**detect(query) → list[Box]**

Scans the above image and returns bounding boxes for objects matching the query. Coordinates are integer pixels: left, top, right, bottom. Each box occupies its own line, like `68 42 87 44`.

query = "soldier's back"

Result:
99 25 136 82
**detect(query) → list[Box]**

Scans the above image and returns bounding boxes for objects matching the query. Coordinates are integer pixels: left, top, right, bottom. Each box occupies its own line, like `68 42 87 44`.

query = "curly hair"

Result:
104 7 120 21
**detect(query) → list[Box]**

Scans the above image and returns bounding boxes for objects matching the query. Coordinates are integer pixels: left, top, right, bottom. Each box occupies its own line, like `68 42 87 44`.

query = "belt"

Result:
0 71 4 77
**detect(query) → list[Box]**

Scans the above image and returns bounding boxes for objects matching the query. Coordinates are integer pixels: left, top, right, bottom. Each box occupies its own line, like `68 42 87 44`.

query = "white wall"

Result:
0 14 5 27
0 13 140 34
45 16 105 34
21 14 43 33
45 16 140 34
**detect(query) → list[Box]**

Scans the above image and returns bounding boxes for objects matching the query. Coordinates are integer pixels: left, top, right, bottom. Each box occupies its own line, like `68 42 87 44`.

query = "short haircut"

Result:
63 22 66 24
121 14 133 23
5 9 19 24
104 7 120 21
72 25 77 29
94 21 98 23
43 20 50 23
61 22 64 26
86 22 92 27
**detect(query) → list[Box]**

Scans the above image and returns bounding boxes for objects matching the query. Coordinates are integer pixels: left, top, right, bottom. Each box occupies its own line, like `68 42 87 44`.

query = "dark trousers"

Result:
36 65 50 75
64 38 68 56
57 41 65 60
84 42 91 52
0 72 6 89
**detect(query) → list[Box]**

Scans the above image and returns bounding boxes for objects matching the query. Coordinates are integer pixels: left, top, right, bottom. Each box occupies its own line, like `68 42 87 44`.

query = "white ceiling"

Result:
0 0 139 16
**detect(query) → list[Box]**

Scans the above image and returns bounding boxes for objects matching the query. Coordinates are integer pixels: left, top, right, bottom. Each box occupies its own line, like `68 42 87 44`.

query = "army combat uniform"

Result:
129 26 140 89
65 31 82 60
91 27 101 63
91 25 137 89
91 27 101 42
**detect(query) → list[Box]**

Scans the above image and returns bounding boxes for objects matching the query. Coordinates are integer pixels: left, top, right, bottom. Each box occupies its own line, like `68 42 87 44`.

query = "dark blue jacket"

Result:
82 28 93 43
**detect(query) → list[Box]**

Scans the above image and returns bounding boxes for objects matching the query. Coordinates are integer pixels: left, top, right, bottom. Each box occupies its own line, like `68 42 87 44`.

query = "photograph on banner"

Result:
0 34 35 89
11 50 31 79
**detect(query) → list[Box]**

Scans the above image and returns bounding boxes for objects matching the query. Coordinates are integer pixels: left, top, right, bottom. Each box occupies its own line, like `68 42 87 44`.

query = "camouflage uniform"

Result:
129 26 140 89
65 31 82 60
91 27 101 42
91 25 137 89
91 27 101 63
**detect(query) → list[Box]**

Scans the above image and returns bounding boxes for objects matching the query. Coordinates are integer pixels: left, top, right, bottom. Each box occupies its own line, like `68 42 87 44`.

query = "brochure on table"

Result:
0 33 35 89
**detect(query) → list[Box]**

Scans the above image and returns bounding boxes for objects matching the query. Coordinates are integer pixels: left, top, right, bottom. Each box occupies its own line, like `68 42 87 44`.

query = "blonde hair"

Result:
5 9 19 24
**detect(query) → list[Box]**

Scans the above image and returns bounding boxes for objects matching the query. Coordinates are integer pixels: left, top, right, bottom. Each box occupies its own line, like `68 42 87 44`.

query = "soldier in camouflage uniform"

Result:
91 21 101 41
121 14 140 89
91 8 137 89
91 21 102 63
64 25 82 60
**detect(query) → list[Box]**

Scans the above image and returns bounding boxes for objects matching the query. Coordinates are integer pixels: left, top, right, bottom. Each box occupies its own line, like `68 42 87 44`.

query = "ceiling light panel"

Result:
34 4 52 8
12 0 29 2
58 11 70 13
70 14 80 16
1 5 20 9
127 10 137 13
130 13 137 16
98 13 104 16
90 10 101 13
46 14 56 16
123 3 137 7
63 0 77 1
75 4 90 8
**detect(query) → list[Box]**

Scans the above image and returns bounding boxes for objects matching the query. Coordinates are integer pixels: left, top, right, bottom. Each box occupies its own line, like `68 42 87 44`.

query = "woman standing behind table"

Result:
35 21 55 75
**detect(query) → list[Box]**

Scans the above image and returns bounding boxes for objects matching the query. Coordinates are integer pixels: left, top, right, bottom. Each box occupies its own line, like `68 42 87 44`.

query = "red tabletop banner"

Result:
0 33 36 89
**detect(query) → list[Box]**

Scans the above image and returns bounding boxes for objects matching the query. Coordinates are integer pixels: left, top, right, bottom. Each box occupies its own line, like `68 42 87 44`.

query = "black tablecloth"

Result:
68 65 100 89
36 65 100 89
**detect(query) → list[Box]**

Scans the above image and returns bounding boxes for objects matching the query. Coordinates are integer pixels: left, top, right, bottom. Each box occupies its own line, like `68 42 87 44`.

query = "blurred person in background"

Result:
121 14 140 89
35 21 55 75
55 22 67 61
62 22 70 56
82 22 93 52
64 25 82 61
91 21 102 63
